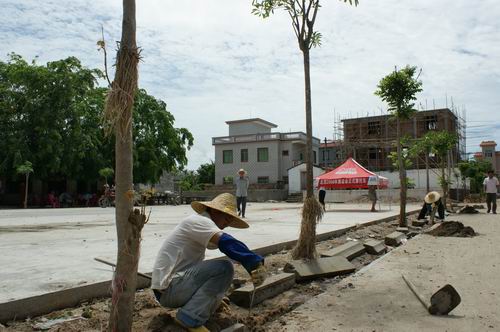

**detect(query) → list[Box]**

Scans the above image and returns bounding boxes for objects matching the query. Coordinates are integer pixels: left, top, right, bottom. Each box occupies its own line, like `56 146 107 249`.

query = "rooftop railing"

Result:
212 132 320 145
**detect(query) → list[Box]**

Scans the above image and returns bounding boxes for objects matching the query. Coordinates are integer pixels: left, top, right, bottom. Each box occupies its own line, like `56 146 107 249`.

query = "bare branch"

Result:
98 26 112 87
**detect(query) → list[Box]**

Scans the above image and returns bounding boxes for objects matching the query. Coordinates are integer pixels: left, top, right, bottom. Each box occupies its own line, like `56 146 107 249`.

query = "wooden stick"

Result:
402 274 429 312
94 257 152 280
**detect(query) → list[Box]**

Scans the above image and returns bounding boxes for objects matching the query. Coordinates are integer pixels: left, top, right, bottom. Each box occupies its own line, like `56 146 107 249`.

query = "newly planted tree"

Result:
103 0 147 331
375 66 422 226
252 0 359 259
16 161 33 209
419 131 457 209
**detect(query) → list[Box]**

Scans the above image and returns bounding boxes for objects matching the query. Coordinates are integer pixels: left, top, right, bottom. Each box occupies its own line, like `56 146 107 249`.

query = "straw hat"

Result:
238 168 246 174
191 193 249 229
424 191 441 204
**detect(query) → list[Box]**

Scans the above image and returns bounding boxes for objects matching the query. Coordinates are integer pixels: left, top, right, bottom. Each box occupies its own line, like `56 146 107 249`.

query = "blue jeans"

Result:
157 259 234 327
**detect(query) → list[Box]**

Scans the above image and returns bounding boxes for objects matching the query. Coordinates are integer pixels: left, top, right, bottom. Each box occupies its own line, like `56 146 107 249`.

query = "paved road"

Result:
0 202 416 303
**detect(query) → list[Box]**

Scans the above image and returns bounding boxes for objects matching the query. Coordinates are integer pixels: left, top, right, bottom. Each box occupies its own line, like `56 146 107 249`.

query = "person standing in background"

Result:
484 170 499 214
235 169 249 218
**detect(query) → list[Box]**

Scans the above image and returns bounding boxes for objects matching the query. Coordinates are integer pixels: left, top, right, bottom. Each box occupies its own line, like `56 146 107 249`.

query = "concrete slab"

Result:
385 231 406 246
229 273 295 308
320 241 365 260
412 219 428 227
396 227 409 233
0 203 419 304
363 239 386 255
267 213 500 332
283 256 355 281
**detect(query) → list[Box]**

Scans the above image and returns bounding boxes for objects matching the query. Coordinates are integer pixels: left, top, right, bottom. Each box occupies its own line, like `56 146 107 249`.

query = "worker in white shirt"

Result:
483 170 499 214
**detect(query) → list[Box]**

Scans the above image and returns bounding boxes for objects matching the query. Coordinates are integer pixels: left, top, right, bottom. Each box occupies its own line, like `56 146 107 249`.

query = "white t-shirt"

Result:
483 176 499 194
151 213 221 290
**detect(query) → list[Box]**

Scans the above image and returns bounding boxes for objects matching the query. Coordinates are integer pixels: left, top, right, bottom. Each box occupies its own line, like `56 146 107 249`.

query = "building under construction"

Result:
337 108 466 172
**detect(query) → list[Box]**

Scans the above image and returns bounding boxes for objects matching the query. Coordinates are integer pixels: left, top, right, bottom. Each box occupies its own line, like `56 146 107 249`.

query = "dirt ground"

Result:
3 214 428 332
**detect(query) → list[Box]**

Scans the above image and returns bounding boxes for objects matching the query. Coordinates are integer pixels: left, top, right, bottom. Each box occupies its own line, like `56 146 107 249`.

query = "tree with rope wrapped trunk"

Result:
103 0 147 331
252 0 359 259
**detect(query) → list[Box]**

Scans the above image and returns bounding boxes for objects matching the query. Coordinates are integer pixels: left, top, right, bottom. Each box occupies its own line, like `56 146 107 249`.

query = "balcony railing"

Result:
212 132 320 145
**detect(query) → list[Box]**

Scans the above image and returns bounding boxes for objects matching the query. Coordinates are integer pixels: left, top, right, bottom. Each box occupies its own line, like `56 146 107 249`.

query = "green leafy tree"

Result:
16 161 33 209
375 66 423 226
252 0 359 259
132 89 194 185
197 161 215 185
458 159 492 194
0 54 105 182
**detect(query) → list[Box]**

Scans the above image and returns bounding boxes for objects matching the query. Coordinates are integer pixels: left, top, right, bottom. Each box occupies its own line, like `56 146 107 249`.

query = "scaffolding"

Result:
331 101 467 174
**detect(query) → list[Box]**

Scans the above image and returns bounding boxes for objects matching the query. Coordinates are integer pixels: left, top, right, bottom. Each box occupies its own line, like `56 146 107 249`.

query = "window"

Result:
368 121 381 135
314 151 317 164
257 148 269 162
369 148 377 160
322 150 330 161
223 150 233 164
426 116 437 130
282 176 289 184
299 153 303 161
282 150 289 156
485 151 493 158
241 149 248 162
257 176 269 184
223 176 233 185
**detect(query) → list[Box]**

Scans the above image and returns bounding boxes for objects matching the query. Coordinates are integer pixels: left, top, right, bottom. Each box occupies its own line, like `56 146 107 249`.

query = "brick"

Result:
412 219 427 227
320 241 366 260
363 240 386 255
228 273 295 308
221 323 248 332
283 256 356 282
385 231 406 246
396 227 409 233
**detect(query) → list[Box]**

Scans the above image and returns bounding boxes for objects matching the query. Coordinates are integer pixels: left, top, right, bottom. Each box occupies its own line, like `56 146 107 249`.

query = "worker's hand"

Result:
250 263 267 287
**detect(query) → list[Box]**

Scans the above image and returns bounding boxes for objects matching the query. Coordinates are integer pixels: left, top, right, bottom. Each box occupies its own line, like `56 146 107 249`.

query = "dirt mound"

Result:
428 221 476 237
458 205 480 214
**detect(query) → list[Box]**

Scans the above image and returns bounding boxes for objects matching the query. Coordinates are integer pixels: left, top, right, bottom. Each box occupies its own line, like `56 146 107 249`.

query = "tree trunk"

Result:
107 0 146 331
23 173 29 209
425 150 430 193
291 47 323 260
441 161 447 211
397 118 407 226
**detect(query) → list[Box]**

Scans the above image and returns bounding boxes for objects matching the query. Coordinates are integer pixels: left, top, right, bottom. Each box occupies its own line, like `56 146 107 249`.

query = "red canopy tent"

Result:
316 157 389 189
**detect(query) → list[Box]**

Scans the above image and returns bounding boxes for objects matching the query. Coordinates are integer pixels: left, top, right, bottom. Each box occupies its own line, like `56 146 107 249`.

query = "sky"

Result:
1 0 499 169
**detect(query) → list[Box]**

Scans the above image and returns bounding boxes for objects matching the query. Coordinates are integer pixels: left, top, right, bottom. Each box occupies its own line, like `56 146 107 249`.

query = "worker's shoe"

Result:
174 318 210 332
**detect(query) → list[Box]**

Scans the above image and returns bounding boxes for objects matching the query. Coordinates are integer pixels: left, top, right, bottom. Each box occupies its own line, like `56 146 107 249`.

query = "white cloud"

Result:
1 0 499 168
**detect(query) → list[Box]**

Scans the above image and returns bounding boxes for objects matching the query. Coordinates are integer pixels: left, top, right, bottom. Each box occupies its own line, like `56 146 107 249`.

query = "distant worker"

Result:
235 168 249 218
484 170 499 214
152 193 266 332
318 185 326 212
417 191 445 221
368 184 378 212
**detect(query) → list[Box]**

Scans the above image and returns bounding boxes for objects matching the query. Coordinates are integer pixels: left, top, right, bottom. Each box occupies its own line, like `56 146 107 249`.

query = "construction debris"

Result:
385 231 407 246
396 227 409 234
320 241 366 260
229 273 295 308
284 256 356 282
32 317 85 330
427 221 476 237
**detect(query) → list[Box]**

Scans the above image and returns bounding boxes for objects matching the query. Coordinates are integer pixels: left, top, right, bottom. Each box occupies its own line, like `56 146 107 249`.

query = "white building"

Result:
213 118 320 186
